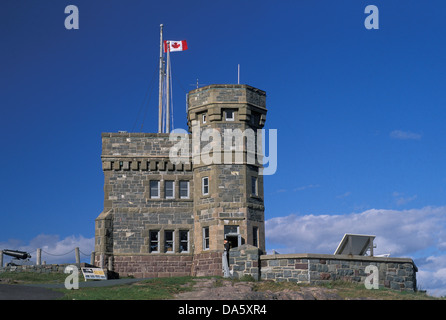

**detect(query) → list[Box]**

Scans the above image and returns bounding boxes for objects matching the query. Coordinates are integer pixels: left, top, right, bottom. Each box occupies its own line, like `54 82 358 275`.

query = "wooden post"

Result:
0 250 3 267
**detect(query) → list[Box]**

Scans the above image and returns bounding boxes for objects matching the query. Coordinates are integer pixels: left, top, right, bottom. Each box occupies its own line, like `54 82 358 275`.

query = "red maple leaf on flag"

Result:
171 42 180 49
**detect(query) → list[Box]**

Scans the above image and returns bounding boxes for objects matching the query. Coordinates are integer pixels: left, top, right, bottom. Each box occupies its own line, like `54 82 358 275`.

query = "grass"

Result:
0 272 195 300
254 280 442 300
59 276 195 300
0 273 234 300
322 281 441 300
0 272 443 300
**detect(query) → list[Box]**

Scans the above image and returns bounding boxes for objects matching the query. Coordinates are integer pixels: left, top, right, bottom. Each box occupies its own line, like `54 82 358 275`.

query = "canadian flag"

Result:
164 40 188 52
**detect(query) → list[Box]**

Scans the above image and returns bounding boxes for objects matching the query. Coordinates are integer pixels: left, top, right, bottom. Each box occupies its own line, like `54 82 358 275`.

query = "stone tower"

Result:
187 85 267 267
95 84 267 278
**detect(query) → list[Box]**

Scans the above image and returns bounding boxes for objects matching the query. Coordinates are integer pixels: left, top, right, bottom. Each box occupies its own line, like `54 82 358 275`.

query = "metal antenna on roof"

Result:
189 79 208 89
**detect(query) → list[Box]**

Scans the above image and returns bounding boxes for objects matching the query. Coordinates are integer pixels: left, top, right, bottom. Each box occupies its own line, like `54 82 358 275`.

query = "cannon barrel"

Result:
2 249 31 260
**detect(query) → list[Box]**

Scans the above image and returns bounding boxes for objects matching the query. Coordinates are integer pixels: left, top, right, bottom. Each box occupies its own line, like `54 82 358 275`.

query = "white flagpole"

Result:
158 24 164 133
166 41 171 133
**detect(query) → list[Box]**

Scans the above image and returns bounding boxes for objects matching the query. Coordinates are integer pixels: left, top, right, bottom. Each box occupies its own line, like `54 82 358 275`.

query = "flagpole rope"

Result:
169 55 174 130
162 73 167 132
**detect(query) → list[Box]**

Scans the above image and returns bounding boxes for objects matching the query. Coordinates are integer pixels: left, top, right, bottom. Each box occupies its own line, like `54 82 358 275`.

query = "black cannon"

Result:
2 249 32 266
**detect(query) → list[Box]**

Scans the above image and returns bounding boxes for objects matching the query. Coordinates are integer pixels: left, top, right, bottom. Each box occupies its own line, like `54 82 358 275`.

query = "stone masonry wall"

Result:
96 133 195 257
229 245 260 280
192 252 222 277
0 263 80 274
227 247 418 292
112 255 193 278
0 263 108 279
260 254 417 292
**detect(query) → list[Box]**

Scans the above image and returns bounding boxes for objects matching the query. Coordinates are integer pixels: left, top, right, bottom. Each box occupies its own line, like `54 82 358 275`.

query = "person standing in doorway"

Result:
224 239 230 266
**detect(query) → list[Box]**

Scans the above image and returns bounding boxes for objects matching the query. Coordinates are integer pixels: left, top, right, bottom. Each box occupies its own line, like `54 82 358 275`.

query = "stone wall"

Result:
112 254 193 278
191 251 222 277
260 255 309 283
0 263 120 280
229 245 260 280
0 263 83 274
187 84 266 113
260 254 417 291
96 132 195 258
227 246 418 292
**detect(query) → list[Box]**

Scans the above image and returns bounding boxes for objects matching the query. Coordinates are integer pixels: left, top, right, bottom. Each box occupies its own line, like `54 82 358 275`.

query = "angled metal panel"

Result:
334 233 376 256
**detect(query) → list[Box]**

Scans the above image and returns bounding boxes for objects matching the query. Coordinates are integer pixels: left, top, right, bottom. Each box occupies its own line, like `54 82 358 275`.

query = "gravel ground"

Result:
173 278 344 300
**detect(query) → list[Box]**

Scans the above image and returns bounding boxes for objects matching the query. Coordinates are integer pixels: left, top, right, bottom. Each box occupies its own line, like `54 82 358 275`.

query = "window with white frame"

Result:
202 176 209 195
149 230 160 253
179 230 189 253
202 113 207 124
164 230 174 253
165 180 175 199
203 227 210 250
150 180 160 198
179 180 189 199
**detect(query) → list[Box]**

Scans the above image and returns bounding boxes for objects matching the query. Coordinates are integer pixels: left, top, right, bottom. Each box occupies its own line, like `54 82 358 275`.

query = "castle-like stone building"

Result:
94 83 418 292
95 84 267 277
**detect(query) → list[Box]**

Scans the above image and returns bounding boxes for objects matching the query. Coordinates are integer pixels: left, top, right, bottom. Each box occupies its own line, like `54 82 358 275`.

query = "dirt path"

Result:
173 278 344 300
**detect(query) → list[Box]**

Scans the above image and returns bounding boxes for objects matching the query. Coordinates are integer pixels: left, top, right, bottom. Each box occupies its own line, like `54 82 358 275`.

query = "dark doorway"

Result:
225 234 239 249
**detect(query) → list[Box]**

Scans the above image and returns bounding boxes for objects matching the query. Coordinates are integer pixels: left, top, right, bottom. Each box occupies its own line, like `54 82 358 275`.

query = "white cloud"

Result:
417 255 446 297
265 206 446 296
266 206 446 256
390 130 422 140
0 234 94 265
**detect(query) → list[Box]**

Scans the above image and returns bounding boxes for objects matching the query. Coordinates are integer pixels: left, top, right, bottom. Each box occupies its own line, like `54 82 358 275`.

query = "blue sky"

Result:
2 0 446 296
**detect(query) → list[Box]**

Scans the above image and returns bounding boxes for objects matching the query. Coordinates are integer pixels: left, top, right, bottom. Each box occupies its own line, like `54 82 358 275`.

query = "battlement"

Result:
101 132 189 157
188 84 266 109
101 132 191 171
187 84 267 128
